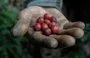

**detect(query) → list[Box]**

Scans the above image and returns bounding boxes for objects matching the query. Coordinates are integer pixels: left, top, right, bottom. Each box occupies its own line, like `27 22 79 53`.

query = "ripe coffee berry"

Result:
34 23 41 31
42 23 49 30
49 22 57 28
50 17 57 22
37 17 44 24
51 25 60 34
44 13 52 20
43 28 51 36
44 19 51 25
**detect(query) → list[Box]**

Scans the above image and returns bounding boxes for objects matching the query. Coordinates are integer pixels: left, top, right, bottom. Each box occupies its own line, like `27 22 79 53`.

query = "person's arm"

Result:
27 0 63 10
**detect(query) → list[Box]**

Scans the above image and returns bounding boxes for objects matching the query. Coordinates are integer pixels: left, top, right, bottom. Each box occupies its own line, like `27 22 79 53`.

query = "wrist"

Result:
27 0 63 10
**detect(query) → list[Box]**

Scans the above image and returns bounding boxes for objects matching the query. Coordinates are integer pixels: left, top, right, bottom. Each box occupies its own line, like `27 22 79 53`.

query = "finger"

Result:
59 28 84 38
32 31 58 48
12 6 46 36
64 21 85 29
50 35 75 47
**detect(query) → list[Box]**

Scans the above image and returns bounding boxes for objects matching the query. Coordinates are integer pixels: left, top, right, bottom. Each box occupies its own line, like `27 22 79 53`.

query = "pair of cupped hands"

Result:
12 6 85 48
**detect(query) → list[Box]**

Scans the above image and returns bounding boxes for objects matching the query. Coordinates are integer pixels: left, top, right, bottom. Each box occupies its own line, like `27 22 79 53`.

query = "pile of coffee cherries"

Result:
33 13 60 36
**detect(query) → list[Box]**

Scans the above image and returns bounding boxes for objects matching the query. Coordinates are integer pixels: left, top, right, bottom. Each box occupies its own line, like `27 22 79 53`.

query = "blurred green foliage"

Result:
0 0 32 58
0 0 8 6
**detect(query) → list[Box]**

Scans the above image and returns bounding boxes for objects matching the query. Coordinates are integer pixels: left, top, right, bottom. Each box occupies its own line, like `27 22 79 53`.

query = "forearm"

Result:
27 0 63 10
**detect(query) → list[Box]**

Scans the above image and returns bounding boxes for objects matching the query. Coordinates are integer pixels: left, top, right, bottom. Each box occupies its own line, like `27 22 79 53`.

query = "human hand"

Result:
12 6 85 48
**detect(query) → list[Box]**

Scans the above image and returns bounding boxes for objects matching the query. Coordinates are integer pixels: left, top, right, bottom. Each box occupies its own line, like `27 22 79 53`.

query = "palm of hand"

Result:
12 6 85 48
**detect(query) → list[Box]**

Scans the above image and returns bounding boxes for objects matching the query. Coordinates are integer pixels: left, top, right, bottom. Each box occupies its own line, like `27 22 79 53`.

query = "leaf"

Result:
0 0 8 6
0 1 32 58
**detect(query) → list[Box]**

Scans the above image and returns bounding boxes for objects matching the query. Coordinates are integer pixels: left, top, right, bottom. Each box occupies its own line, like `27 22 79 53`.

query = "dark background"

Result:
63 0 90 22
